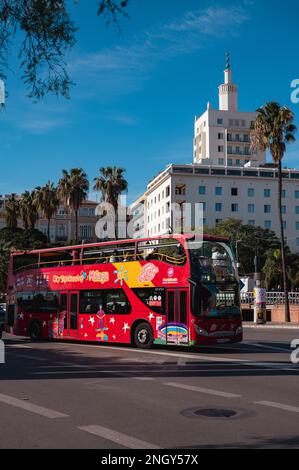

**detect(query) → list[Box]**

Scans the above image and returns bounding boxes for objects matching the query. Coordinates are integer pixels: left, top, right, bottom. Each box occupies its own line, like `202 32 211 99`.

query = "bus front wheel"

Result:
133 322 153 349
28 321 42 341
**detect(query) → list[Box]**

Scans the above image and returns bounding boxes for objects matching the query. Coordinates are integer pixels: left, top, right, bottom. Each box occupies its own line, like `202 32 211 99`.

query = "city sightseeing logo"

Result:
53 270 109 285
138 263 159 283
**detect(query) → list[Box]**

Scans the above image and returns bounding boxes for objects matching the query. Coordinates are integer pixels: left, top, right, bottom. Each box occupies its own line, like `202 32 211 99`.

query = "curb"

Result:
243 323 299 329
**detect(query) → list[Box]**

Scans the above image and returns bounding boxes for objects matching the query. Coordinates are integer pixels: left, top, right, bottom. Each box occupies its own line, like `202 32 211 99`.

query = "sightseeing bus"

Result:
5 234 242 349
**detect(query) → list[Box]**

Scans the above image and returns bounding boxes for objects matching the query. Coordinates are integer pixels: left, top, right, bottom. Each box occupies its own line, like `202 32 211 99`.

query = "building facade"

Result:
194 54 266 167
131 55 299 253
0 195 98 243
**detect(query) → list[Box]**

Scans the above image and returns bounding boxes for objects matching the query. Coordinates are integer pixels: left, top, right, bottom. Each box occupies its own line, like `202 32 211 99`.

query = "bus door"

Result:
166 288 189 346
60 292 79 338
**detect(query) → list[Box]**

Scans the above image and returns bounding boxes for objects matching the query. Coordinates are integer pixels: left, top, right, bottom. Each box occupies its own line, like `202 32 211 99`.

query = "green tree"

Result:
34 182 59 243
3 195 19 229
19 190 39 230
207 219 280 275
0 1 131 100
93 166 128 239
57 168 89 242
251 102 297 322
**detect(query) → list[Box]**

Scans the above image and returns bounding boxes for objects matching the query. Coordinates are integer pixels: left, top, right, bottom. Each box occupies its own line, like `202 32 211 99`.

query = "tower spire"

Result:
226 50 230 70
218 51 238 111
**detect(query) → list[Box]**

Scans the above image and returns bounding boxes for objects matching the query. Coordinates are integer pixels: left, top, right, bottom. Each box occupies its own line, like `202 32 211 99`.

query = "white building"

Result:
194 53 265 167
131 54 299 253
144 163 299 253
129 194 146 239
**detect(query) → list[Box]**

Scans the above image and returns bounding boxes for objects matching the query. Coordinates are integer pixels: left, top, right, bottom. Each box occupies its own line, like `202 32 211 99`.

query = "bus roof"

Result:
11 233 230 257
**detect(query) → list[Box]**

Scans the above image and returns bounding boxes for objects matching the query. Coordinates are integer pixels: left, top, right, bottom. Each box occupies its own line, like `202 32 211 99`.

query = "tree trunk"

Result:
115 202 118 240
47 218 51 244
278 161 291 322
75 209 78 242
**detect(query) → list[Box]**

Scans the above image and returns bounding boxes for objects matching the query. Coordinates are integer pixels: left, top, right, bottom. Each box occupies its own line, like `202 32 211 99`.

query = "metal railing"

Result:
241 292 299 306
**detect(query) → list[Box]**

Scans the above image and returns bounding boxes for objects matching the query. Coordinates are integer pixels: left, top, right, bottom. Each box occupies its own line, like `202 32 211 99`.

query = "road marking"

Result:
255 401 299 414
78 425 161 449
7 344 31 349
0 393 69 419
164 382 241 398
6 353 47 362
132 377 154 381
244 342 291 353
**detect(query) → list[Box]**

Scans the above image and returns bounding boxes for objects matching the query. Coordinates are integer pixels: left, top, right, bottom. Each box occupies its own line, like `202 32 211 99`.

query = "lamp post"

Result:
254 235 267 324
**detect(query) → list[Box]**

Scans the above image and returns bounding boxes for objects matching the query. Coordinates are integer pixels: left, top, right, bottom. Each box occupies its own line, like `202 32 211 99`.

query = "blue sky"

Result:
1 0 299 203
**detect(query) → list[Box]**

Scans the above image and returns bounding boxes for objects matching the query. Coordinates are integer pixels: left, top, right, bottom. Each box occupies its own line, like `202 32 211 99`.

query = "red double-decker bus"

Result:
5 234 242 349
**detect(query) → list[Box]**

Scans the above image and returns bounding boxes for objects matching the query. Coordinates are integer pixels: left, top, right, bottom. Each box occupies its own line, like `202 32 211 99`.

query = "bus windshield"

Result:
188 240 241 317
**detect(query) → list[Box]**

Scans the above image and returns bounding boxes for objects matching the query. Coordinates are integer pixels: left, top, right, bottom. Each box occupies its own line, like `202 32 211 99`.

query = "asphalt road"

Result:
1 327 299 449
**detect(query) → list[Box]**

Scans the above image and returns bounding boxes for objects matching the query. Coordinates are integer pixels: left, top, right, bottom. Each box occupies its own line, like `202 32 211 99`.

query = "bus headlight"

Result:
194 324 209 336
235 326 243 336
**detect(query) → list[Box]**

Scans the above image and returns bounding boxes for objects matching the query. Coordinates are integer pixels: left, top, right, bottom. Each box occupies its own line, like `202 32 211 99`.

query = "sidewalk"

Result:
243 322 299 329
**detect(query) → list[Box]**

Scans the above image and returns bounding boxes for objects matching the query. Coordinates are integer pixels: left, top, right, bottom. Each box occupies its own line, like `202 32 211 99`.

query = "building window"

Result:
264 205 271 214
283 221 287 229
264 189 271 198
198 186 206 195
215 203 222 212
166 202 170 213
231 188 238 196
215 219 222 224
264 220 272 229
248 204 255 213
227 159 233 166
218 158 224 165
218 146 224 152
248 188 254 197
282 190 286 198
282 206 286 214
215 187 222 196
175 184 186 195
296 206 299 215
248 220 255 226
295 191 299 199
296 222 299 230
200 202 206 211
217 118 223 125
166 186 170 198
218 133 224 139
80 225 92 239
231 204 239 212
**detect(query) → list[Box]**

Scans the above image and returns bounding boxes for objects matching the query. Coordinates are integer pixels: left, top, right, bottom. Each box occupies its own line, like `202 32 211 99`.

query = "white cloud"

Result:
72 3 250 84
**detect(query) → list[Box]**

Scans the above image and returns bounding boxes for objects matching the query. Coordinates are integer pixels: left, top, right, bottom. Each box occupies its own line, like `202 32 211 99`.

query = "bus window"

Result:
132 288 165 314
80 291 105 314
167 291 175 322
106 290 131 315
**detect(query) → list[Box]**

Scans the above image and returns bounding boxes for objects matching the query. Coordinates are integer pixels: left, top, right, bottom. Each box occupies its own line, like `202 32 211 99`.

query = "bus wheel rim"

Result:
138 329 148 344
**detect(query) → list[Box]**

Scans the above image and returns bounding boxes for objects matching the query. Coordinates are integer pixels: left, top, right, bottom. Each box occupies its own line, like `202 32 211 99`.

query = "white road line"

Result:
243 342 291 353
132 377 154 381
164 382 241 398
255 400 299 414
7 344 31 349
78 424 161 449
0 393 69 419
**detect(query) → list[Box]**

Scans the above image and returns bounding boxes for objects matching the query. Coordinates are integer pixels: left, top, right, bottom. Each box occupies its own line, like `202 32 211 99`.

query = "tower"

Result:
218 51 238 112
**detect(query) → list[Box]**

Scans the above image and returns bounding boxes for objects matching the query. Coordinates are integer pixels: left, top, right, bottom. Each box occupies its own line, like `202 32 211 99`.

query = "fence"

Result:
240 292 299 306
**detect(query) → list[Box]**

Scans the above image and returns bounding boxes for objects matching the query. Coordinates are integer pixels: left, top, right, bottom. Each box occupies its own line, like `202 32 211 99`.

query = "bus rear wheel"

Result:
133 322 153 349
28 321 42 341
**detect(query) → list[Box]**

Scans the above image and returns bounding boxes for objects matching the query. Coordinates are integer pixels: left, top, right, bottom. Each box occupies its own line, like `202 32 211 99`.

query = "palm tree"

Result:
3 195 19 229
251 102 297 322
35 182 59 243
57 168 89 241
20 190 39 230
93 167 128 239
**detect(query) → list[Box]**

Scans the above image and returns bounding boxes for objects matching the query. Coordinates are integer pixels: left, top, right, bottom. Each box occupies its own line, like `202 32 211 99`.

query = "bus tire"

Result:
133 322 153 349
28 321 42 341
